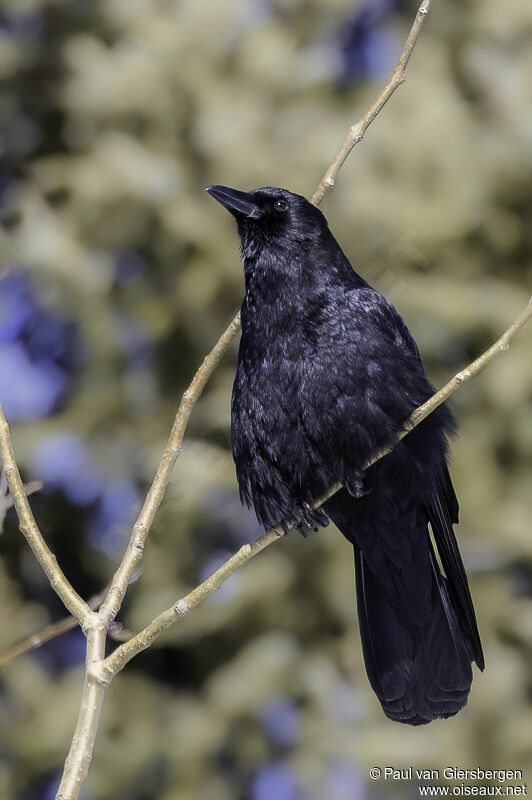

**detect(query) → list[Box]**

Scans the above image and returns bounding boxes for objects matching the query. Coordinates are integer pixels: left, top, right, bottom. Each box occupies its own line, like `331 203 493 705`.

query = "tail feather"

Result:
354 544 473 725
428 468 484 670
325 463 482 726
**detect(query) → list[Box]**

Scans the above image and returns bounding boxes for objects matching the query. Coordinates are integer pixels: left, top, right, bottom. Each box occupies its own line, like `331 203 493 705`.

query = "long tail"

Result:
325 469 484 726
354 542 472 725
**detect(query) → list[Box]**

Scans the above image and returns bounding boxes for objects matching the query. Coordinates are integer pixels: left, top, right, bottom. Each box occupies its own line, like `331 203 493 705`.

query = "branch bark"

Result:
94 297 532 681
310 0 433 206
0 586 131 667
0 410 92 625
97 312 241 628
56 625 108 800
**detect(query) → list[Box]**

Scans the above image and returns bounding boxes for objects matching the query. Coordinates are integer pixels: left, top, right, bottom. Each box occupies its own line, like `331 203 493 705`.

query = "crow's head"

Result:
206 185 327 259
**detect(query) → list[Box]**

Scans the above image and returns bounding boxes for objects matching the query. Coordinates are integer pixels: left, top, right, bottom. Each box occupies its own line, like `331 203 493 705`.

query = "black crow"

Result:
207 184 484 725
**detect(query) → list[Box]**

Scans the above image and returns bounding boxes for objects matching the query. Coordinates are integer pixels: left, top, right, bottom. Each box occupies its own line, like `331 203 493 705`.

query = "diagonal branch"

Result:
0 584 133 667
98 313 241 627
0 408 92 625
94 296 532 681
310 0 434 206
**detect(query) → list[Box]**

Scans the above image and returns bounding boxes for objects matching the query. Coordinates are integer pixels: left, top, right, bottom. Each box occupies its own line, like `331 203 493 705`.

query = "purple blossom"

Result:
260 697 301 749
252 763 302 800
337 0 401 86
0 273 34 342
0 272 80 421
321 760 366 800
30 433 103 505
0 343 67 420
328 679 366 723
88 480 141 556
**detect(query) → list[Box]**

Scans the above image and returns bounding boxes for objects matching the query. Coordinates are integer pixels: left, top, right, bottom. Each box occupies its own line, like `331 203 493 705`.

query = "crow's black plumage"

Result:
206 184 484 725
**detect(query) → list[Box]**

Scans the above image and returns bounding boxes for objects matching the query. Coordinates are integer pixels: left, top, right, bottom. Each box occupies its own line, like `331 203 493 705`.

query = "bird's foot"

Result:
278 515 306 536
296 503 330 536
345 472 372 499
294 510 316 536
279 504 330 537
302 502 330 529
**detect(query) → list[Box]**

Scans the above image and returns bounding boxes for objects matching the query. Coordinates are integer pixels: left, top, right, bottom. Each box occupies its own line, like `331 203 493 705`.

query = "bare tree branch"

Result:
0 617 80 667
310 0 434 206
57 625 107 800
0 471 42 534
97 312 242 628
0 411 92 625
0 585 133 667
94 297 532 681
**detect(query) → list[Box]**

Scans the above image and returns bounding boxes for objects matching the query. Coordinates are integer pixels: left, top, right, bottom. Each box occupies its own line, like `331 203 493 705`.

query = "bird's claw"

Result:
302 502 330 528
293 511 315 536
278 503 330 537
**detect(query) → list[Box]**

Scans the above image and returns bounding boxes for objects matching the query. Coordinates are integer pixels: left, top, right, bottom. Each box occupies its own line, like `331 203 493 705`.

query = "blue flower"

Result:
88 480 140 556
0 343 67 420
116 312 154 367
252 763 302 800
321 760 366 800
260 697 300 749
0 271 80 421
337 0 401 86
0 272 35 343
30 433 102 505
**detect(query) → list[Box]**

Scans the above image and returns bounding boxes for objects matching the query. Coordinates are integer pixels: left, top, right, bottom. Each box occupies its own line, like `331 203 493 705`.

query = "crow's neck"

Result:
240 231 367 342
240 242 307 335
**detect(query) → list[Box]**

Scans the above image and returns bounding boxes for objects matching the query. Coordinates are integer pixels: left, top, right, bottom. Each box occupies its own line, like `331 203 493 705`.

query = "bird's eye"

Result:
274 199 288 212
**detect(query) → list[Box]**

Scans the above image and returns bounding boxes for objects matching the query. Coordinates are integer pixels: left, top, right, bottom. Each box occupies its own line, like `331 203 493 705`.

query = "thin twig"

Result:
0 617 80 667
94 297 532 681
0 476 42 533
97 312 241 628
0 585 132 667
366 295 532 465
0 411 91 625
310 0 433 206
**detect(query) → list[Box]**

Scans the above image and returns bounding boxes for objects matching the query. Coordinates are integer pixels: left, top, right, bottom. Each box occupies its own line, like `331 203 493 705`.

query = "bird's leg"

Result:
345 469 372 499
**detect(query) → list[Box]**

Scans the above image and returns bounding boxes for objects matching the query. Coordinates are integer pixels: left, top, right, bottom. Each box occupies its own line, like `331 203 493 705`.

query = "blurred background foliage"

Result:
0 0 531 797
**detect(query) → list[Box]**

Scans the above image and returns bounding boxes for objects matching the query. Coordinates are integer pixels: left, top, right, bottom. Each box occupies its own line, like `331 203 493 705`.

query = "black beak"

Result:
205 185 261 218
